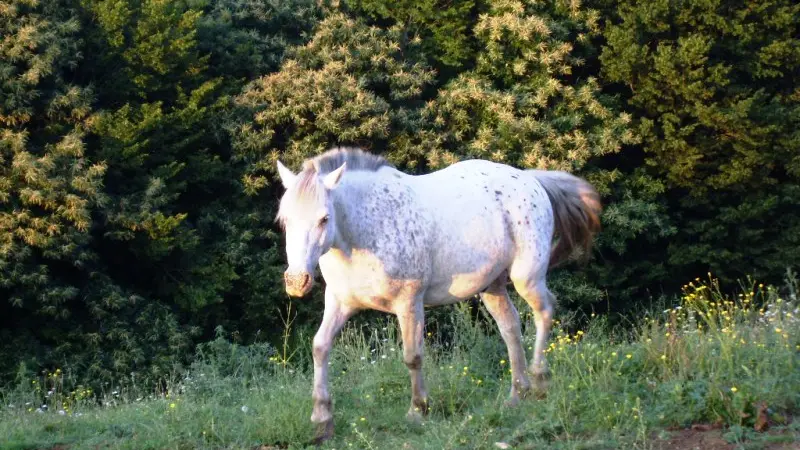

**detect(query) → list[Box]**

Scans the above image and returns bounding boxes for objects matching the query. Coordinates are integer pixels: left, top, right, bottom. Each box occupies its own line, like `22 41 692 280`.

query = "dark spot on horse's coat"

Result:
494 190 502 195
481 172 487 176
511 175 518 179
406 354 423 370
312 345 327 362
517 220 521 225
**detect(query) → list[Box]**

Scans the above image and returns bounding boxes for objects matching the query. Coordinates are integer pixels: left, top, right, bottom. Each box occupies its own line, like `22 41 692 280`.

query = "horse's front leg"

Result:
310 289 354 444
396 297 429 422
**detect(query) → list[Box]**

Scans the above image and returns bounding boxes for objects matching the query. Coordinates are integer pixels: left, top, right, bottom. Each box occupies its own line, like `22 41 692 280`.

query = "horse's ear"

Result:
276 160 297 190
323 162 347 190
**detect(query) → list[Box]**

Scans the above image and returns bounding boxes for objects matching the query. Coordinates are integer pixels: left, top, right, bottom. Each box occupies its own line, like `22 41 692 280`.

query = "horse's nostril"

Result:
301 273 311 288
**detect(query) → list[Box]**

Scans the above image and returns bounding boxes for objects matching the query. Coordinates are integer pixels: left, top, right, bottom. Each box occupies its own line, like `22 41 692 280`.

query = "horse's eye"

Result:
319 215 329 226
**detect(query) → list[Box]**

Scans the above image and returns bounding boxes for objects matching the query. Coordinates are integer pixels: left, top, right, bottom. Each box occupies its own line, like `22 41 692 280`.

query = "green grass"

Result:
2 275 799 449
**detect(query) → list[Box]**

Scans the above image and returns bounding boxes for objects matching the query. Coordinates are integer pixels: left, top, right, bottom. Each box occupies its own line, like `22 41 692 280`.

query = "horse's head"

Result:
275 159 346 297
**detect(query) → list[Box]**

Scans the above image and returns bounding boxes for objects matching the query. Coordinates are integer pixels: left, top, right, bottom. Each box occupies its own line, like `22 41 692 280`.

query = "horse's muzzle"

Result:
284 271 313 297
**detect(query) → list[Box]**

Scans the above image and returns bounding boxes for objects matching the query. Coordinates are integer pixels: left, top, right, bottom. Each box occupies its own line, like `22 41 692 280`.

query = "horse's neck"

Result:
331 170 398 252
331 173 374 251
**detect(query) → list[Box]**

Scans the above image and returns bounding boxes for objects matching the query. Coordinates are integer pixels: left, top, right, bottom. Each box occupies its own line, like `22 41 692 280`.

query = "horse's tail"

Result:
528 170 602 269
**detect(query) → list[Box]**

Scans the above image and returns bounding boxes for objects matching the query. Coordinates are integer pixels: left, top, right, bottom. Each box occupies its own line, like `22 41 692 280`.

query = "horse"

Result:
275 146 601 443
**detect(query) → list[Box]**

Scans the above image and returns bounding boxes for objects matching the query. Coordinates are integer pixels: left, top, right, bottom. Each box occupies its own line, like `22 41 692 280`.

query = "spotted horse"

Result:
274 147 602 444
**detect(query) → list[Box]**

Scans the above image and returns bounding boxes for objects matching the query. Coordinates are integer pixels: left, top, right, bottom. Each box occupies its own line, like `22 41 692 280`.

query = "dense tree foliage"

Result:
0 0 321 385
600 0 800 284
233 12 436 187
0 0 797 387
343 0 479 71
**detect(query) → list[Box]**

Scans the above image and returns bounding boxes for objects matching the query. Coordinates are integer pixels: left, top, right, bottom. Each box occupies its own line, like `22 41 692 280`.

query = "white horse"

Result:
275 147 601 443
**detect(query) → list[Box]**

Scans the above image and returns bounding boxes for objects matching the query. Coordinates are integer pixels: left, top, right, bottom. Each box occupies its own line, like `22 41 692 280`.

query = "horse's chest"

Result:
319 250 423 311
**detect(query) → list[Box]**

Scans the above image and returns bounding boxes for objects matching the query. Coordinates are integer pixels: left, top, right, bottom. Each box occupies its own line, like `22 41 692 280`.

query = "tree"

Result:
600 0 800 284
197 0 322 82
0 0 106 378
232 12 436 190
344 0 480 72
1 0 324 386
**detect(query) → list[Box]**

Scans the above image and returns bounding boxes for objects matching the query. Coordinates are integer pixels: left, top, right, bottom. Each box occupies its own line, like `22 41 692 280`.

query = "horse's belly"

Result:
424 209 513 305
424 239 512 306
424 266 506 306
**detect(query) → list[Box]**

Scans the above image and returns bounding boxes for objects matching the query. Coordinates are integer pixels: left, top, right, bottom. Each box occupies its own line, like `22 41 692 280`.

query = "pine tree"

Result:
1 0 323 386
419 0 636 171
343 0 479 71
232 12 436 192
600 0 800 284
197 0 322 82
0 0 105 352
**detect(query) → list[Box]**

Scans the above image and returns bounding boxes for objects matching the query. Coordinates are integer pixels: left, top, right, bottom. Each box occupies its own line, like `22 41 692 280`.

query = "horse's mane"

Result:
302 146 392 176
293 146 391 197
277 147 393 226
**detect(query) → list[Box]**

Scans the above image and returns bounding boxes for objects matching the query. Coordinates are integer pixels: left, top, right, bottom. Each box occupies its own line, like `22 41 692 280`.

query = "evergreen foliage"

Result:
0 0 321 386
232 12 436 188
420 0 635 169
196 0 322 82
0 0 108 376
600 0 800 283
343 0 479 71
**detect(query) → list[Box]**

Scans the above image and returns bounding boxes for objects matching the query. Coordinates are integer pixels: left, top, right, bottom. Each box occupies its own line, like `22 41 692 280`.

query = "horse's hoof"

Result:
514 379 533 402
531 371 550 399
406 401 428 424
406 409 424 424
532 371 550 385
311 420 334 446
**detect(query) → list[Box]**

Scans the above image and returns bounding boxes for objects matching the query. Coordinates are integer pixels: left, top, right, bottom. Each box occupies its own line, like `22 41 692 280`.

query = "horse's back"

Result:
407 159 554 303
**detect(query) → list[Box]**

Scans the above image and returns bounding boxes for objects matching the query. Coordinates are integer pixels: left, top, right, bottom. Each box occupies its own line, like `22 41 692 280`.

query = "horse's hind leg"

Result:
510 272 555 395
480 276 531 406
396 293 429 422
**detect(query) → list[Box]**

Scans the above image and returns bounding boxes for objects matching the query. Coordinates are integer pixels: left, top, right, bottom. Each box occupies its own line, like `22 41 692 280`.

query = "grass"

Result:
1 273 799 449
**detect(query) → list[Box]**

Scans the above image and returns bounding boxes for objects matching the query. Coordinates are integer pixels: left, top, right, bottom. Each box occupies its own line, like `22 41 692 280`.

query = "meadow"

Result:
2 274 799 450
